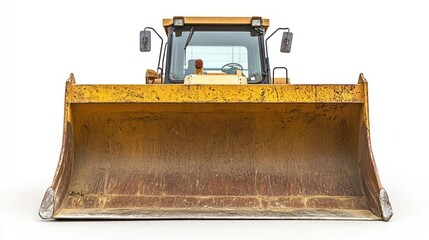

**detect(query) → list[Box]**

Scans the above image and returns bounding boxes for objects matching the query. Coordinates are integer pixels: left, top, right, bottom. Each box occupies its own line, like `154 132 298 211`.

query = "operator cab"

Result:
141 17 292 84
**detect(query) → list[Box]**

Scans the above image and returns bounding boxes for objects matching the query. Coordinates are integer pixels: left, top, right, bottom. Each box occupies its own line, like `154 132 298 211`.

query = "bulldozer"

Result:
39 16 393 221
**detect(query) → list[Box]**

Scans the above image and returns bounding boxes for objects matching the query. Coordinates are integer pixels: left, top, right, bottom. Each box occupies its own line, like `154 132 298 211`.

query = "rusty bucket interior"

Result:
44 101 382 219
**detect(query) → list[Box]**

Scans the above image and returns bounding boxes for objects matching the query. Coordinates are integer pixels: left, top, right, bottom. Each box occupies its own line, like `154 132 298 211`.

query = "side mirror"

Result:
140 30 151 52
280 31 293 53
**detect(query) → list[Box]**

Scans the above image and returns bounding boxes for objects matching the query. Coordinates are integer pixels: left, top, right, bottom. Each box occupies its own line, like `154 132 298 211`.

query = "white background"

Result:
1 0 428 239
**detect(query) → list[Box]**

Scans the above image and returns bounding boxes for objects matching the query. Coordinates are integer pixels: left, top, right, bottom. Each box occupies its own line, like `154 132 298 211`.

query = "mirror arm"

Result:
264 27 290 83
264 28 289 60
144 27 164 77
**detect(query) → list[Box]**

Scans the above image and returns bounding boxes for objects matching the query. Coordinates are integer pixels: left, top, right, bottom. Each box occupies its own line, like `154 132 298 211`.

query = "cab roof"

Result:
162 16 269 34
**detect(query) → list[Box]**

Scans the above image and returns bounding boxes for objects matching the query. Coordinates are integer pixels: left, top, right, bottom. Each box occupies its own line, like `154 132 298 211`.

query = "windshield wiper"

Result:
184 26 195 50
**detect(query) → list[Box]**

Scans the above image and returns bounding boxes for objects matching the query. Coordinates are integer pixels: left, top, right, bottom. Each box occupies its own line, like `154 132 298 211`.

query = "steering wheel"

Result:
221 63 243 74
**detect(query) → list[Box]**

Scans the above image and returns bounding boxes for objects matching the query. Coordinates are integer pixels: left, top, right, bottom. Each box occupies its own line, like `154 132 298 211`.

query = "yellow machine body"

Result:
39 17 392 221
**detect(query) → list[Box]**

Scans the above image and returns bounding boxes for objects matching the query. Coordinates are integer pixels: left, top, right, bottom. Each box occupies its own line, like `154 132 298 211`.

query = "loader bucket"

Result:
39 73 392 221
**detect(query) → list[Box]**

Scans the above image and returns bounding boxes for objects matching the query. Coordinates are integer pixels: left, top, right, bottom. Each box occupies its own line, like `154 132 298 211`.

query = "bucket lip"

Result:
39 189 392 221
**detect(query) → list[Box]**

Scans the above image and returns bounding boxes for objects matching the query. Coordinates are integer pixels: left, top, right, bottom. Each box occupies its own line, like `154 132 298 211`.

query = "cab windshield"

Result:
168 26 264 83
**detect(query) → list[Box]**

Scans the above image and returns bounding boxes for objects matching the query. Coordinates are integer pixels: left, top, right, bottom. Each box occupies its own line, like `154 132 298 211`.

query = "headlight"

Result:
251 17 262 27
173 17 184 27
